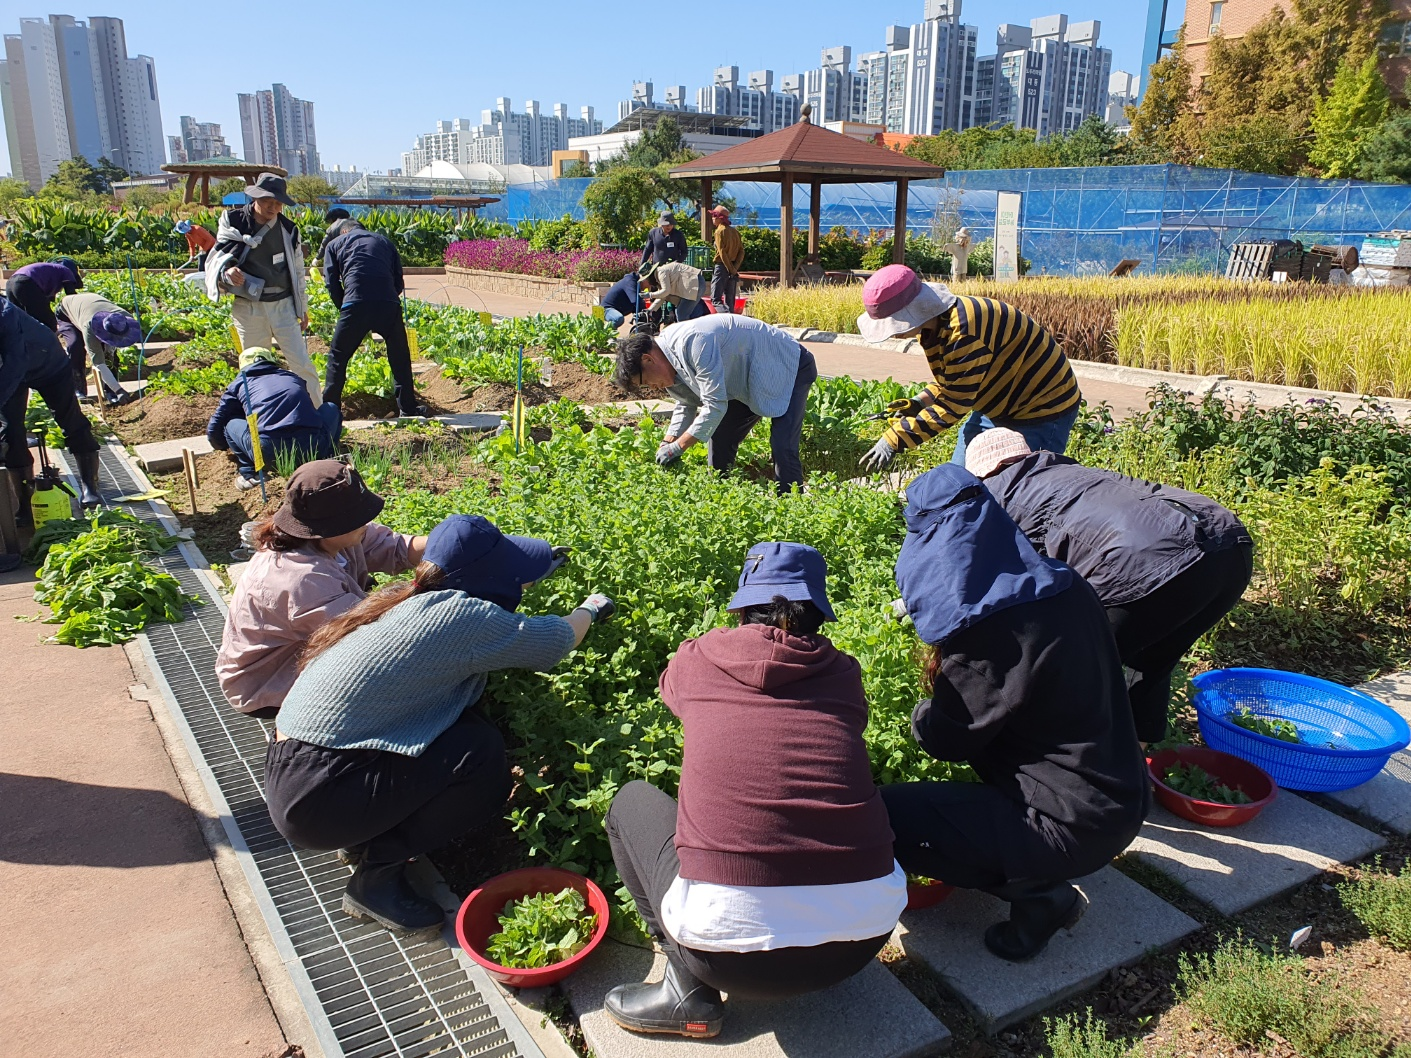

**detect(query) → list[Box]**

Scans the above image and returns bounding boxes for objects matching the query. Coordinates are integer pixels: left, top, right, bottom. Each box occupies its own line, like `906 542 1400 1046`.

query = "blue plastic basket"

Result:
1191 668 1410 792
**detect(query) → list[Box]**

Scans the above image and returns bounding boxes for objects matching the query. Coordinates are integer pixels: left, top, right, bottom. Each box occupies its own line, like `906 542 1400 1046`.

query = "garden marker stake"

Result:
229 324 243 353
126 253 147 392
512 345 526 453
239 372 268 501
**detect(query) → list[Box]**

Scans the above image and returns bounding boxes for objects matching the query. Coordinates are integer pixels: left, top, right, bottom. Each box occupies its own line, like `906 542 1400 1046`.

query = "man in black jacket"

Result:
321 219 425 417
640 212 688 269
966 428 1254 743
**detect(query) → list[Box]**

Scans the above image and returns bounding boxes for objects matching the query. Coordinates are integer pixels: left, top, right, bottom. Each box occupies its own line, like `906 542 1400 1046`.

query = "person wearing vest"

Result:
603 543 905 1039
641 211 688 269
855 265 1082 474
964 429 1255 743
883 465 1149 962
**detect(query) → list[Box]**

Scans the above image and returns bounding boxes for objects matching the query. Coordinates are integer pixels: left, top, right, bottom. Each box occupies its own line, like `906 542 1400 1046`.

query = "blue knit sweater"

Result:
277 590 578 755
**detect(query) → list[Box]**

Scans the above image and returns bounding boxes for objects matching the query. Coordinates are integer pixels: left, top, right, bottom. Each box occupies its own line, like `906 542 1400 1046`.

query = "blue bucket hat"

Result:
424 514 554 611
175 219 193 234
92 310 139 348
726 541 836 622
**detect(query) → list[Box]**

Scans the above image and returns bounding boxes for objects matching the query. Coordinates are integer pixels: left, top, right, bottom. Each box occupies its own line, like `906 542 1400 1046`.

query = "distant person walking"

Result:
4 258 82 331
206 172 321 405
709 206 743 313
320 217 425 417
641 212 688 269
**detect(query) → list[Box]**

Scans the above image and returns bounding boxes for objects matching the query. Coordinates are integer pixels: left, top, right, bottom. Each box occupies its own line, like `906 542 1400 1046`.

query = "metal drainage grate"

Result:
89 443 538 1058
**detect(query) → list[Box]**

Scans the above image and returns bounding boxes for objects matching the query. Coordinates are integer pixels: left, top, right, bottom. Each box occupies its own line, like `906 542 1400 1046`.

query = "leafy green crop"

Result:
145 361 235 398
485 887 597 969
1229 708 1301 743
23 509 177 563
1162 762 1254 804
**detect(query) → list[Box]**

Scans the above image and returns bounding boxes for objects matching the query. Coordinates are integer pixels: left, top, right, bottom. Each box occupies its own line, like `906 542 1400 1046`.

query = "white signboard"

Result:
994 191 1022 283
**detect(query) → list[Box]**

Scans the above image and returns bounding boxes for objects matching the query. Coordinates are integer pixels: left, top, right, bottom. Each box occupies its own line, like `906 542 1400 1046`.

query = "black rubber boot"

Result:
9 471 34 528
335 844 366 867
984 881 1089 962
75 451 102 508
604 954 725 1038
341 860 444 934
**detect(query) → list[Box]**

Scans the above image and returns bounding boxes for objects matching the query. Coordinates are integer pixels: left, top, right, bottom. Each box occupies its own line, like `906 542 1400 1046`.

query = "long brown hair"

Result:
922 644 944 695
299 562 445 670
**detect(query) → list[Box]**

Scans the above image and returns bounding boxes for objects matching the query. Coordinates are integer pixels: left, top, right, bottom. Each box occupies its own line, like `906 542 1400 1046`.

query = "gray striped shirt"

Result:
658 315 803 441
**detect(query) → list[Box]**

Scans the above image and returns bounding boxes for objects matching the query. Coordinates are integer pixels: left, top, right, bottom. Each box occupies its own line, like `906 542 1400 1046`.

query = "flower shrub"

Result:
445 239 637 284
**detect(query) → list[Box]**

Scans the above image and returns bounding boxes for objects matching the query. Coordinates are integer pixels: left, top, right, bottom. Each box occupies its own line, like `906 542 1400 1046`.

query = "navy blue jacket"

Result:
602 272 641 317
207 360 325 449
323 225 404 308
0 298 70 408
641 225 688 267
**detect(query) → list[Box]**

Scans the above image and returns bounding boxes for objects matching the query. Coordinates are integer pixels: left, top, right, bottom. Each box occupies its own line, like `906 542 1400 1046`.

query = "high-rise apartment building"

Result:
973 16 1111 135
238 83 318 175
693 66 798 133
400 102 601 172
864 1 981 134
168 114 233 164
1 13 163 187
1106 69 1137 126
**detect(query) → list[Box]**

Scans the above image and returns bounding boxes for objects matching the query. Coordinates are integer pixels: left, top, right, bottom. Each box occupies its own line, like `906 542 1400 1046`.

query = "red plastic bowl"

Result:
455 867 610 988
905 879 956 911
1148 746 1277 827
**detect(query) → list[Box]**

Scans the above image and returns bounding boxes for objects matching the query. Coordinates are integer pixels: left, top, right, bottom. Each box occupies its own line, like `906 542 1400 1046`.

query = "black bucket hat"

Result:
273 460 384 539
247 172 297 207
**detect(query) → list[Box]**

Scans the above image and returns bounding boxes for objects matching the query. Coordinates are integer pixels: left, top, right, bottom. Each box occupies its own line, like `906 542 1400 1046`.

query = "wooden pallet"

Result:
1227 243 1274 279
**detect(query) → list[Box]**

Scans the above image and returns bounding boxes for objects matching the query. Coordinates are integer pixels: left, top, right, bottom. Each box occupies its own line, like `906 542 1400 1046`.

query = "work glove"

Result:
577 593 616 623
655 440 684 466
546 546 571 576
859 436 898 472
890 597 909 620
886 397 926 418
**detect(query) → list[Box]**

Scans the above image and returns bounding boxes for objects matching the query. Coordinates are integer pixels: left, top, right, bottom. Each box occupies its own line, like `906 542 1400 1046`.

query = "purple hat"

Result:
424 514 554 611
726 541 836 621
856 264 957 344
92 311 140 348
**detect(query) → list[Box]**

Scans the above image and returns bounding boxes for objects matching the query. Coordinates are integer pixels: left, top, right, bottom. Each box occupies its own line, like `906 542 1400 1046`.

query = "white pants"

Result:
231 297 320 404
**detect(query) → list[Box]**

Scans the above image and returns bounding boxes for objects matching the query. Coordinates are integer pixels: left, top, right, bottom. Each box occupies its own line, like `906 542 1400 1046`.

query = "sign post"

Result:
995 191 1022 283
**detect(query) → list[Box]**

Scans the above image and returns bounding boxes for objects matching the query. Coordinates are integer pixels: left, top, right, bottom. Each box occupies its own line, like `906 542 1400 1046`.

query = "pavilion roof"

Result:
669 119 944 183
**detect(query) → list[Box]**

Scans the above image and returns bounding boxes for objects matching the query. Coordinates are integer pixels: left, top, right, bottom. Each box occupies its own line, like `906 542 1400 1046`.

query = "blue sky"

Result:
2 0 1160 180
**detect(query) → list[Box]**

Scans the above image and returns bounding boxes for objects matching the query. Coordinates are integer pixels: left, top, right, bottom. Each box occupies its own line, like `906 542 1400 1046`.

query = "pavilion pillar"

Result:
780 174 795 288
808 181 821 258
184 173 197 204
201 175 211 206
700 179 713 244
893 180 909 265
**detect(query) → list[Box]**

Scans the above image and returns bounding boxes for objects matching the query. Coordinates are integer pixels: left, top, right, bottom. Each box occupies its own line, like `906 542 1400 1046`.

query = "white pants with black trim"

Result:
231 297 320 404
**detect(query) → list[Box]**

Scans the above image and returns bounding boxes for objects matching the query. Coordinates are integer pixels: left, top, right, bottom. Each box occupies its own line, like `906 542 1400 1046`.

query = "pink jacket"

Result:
216 524 414 714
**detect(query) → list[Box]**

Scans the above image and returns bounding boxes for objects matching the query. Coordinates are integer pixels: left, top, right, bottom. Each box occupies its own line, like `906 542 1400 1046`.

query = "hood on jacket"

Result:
897 463 1071 645
690 623 846 693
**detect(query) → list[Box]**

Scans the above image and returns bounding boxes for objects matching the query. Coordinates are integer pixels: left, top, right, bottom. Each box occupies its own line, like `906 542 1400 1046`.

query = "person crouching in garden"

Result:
266 514 614 934
216 460 426 717
207 347 343 491
614 315 818 494
855 264 1081 473
882 465 1149 962
56 291 141 404
603 542 904 1039
965 428 1254 745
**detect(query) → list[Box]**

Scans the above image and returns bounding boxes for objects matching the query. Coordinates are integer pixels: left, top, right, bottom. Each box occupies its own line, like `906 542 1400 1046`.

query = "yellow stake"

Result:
591 305 605 321
407 328 421 359
229 324 243 352
248 414 265 472
478 311 492 327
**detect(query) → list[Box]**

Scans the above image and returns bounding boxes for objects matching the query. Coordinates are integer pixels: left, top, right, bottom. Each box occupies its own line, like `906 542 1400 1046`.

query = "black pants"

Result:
4 275 58 331
323 300 418 414
710 265 738 313
2 363 100 475
1107 543 1255 742
706 347 817 495
605 780 888 1001
880 781 1142 893
264 709 512 866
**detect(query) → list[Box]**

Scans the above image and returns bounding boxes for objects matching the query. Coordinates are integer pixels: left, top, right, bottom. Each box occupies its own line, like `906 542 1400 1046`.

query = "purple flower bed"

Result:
445 240 638 284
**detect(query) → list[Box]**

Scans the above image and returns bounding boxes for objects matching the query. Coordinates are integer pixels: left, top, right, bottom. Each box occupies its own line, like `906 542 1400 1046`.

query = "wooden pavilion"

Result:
669 111 945 287
160 160 286 206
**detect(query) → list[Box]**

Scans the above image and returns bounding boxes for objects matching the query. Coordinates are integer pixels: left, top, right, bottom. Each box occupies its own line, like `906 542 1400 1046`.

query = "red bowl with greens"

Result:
905 878 955 911
1148 746 1276 827
455 867 610 988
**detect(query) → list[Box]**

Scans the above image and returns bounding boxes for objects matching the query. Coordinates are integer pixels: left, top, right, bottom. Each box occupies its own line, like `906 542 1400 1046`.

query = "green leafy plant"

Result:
1162 762 1253 804
1229 708 1301 743
1339 859 1411 951
144 361 235 398
485 887 597 969
1043 1009 1137 1058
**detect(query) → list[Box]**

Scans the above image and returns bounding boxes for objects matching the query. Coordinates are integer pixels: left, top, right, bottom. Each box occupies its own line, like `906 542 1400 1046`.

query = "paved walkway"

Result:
0 566 288 1058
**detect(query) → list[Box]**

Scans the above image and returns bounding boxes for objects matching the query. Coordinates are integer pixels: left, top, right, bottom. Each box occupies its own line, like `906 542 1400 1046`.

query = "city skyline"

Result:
0 0 1157 181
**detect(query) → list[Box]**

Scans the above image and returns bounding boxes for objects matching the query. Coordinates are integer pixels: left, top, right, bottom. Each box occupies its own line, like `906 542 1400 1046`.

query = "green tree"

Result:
39 157 108 201
286 174 339 206
1051 115 1125 166
214 176 248 200
580 165 659 246
1194 112 1305 173
93 156 128 191
0 177 34 216
1309 52 1390 176
1358 108 1411 181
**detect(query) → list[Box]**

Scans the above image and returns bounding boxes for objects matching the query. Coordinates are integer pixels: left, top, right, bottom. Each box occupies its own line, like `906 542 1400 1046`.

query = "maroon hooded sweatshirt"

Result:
659 623 895 887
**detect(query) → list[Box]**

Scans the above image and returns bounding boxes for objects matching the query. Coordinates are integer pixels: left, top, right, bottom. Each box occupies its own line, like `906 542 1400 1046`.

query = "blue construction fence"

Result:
479 165 1411 276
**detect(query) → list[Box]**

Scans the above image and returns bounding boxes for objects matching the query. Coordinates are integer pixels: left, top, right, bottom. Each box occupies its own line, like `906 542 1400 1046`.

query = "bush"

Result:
1339 860 1411 951
1043 1010 1136 1058
444 239 637 284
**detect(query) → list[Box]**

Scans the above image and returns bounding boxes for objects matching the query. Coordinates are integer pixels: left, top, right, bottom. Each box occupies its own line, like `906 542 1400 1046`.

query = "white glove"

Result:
655 440 684 466
859 436 898 471
577 593 616 623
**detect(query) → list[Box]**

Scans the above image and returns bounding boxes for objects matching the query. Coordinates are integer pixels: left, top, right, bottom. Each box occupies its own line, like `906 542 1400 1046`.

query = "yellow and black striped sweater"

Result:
883 296 1080 452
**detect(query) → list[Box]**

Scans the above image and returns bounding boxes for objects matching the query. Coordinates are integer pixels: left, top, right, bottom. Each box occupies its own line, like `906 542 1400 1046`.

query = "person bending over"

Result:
603 542 904 1039
267 514 613 934
56 291 141 403
216 460 426 717
882 465 1149 962
965 428 1254 744
4 258 82 331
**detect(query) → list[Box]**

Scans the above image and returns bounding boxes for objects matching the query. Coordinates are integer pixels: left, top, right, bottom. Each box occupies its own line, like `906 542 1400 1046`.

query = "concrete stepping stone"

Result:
1127 793 1385 916
1328 673 1411 834
134 436 213 473
563 939 951 1058
894 867 1196 1034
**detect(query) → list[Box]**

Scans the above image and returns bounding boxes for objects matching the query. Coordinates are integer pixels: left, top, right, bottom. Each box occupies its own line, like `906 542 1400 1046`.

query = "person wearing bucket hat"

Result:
880 464 1149 962
602 542 904 1038
55 292 140 404
207 172 321 406
176 217 216 271
641 211 688 269
216 460 428 718
4 258 82 332
265 514 613 934
854 264 1082 474
206 347 344 490
967 428 1253 744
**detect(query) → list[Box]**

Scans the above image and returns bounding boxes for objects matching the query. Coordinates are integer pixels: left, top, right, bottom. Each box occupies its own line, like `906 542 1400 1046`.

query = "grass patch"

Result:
1340 859 1411 952
1044 1010 1137 1058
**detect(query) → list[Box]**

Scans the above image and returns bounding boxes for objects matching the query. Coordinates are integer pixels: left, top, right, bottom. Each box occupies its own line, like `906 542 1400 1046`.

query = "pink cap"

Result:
963 428 1033 479
863 264 924 319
